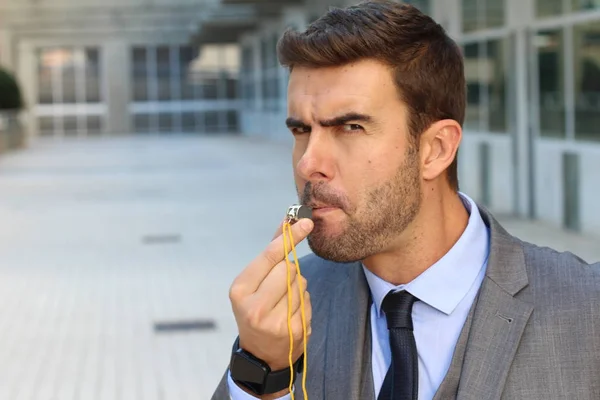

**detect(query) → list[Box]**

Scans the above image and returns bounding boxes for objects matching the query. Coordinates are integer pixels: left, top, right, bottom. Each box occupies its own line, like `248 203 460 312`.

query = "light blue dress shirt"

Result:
228 192 490 400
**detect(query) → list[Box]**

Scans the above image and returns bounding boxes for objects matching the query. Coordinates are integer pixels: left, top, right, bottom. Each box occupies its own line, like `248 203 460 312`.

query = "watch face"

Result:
230 352 269 385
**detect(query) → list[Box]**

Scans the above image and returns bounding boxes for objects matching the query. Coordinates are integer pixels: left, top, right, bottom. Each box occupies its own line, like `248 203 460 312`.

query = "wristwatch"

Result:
229 337 304 395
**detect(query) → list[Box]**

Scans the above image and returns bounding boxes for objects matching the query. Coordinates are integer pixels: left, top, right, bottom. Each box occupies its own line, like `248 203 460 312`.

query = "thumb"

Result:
282 218 314 249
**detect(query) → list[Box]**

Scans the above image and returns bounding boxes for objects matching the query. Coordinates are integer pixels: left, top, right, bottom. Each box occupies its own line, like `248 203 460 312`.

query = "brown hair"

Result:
277 0 465 191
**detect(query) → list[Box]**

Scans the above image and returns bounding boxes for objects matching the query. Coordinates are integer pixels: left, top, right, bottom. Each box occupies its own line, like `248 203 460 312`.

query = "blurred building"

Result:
1 0 600 237
0 0 241 137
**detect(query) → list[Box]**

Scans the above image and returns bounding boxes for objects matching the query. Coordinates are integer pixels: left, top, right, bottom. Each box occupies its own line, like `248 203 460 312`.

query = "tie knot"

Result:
381 290 418 330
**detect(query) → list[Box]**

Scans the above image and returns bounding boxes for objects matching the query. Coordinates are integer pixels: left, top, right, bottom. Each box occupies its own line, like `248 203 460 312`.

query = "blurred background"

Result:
0 0 599 398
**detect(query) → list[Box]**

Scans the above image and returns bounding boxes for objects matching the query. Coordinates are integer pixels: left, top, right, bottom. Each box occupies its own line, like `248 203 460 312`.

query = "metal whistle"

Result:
286 204 313 223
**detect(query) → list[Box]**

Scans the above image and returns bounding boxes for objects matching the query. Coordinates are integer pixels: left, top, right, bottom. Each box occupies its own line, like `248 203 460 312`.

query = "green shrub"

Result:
0 67 24 110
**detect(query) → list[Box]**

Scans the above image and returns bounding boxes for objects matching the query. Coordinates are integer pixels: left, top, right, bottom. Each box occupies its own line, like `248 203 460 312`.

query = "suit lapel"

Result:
323 263 374 400
455 206 534 400
432 291 477 400
457 278 533 400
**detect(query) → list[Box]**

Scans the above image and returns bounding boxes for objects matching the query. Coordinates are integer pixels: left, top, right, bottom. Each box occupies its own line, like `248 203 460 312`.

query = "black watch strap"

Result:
229 337 304 395
263 359 302 394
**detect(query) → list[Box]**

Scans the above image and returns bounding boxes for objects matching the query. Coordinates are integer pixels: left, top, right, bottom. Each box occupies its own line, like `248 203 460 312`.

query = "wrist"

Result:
230 337 303 396
234 381 291 400
261 389 292 399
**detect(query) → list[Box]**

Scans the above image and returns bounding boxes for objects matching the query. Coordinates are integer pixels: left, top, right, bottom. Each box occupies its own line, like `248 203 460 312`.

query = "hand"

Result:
229 217 314 377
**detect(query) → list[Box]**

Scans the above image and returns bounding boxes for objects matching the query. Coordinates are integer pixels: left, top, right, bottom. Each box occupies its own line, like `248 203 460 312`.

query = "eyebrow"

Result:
285 112 374 129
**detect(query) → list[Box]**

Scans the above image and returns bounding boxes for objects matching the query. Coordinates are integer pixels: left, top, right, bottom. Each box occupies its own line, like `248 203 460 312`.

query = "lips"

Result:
310 206 340 217
306 202 339 210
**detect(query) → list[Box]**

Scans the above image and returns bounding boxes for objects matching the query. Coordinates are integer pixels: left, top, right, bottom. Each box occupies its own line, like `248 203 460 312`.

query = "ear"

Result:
419 120 462 183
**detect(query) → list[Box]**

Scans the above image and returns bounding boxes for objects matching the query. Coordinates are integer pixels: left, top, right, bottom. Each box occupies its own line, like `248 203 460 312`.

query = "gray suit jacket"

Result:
212 205 600 399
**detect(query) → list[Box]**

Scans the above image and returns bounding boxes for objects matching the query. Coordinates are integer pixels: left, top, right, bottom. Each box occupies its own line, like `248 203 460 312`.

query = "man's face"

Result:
287 59 423 263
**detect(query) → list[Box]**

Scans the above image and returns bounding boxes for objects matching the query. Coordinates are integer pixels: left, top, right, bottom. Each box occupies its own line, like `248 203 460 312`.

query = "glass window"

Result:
462 0 505 32
536 0 564 16
260 38 268 70
535 29 566 138
179 46 195 100
132 47 148 102
188 69 200 101
464 43 483 130
61 48 77 104
404 0 431 15
270 34 280 106
463 0 479 32
259 33 281 112
85 48 101 103
261 74 269 109
195 111 206 131
244 80 255 107
86 115 102 135
572 0 600 12
486 38 508 132
260 37 271 110
201 77 219 99
62 115 78 135
485 0 505 29
226 110 238 132
158 112 172 132
574 21 600 141
226 77 237 99
37 49 55 104
133 113 150 133
462 39 508 132
181 112 196 132
38 116 54 136
270 76 280 110
205 111 220 131
156 46 172 102
240 45 253 105
270 34 278 69
242 46 253 72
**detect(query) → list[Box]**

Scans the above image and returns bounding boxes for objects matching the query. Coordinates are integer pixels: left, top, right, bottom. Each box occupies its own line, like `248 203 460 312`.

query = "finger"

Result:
255 259 298 310
235 218 314 295
304 291 312 326
291 292 312 341
296 291 312 336
271 274 307 322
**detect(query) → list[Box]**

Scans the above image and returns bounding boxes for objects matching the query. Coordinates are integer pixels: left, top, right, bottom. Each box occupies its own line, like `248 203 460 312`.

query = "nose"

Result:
295 130 335 182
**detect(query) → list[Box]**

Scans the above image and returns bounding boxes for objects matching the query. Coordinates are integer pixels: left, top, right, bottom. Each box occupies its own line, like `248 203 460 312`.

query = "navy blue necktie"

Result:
377 290 419 400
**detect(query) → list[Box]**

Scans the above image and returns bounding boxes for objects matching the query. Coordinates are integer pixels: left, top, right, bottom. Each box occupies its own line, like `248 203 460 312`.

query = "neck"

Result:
362 187 469 286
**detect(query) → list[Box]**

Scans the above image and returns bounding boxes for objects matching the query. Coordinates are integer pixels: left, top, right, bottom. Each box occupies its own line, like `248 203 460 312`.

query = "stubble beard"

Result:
300 146 423 263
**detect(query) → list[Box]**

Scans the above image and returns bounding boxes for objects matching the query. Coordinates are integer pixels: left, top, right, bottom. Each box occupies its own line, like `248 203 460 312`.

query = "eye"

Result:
342 124 364 132
290 126 311 135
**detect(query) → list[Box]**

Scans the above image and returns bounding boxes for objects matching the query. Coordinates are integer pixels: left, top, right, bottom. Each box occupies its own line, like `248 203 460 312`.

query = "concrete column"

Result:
280 6 307 111
103 40 131 134
0 28 14 70
251 35 262 112
17 41 37 142
507 0 535 217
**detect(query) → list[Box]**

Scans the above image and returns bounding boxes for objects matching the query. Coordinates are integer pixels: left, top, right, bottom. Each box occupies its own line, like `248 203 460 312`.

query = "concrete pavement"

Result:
0 134 597 399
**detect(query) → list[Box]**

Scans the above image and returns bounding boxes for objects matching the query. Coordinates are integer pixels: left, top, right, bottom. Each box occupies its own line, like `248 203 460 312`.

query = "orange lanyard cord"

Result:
282 221 309 400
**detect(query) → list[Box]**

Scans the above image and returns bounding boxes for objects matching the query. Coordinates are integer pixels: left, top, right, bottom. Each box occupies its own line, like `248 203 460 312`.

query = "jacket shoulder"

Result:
520 240 600 303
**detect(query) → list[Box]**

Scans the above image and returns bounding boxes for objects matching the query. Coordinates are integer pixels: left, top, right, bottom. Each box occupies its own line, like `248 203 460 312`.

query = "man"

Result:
212 1 600 399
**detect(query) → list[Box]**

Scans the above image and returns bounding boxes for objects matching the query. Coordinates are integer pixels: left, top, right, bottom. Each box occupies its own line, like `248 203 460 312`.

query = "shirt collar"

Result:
363 192 490 317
